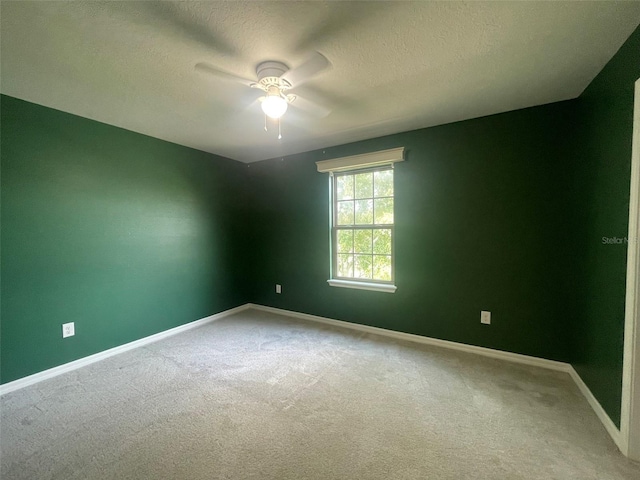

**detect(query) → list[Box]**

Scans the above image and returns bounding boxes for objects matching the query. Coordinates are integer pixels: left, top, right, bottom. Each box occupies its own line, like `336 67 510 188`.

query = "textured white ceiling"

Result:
2 1 640 163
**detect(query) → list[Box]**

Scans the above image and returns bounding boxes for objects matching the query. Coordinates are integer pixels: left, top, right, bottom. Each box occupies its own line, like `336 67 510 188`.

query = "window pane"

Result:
333 166 395 285
354 254 373 279
336 175 354 200
373 255 392 281
374 170 393 197
354 229 373 254
373 229 392 255
337 254 353 277
337 230 353 253
374 198 393 224
355 172 373 199
337 201 354 225
355 199 373 224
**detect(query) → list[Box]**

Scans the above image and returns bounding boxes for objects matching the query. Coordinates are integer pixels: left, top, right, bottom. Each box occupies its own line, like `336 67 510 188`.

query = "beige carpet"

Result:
1 308 639 479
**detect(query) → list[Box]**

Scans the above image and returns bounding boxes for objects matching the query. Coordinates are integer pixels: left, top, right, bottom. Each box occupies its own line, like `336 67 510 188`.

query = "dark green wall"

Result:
1 95 248 384
570 26 640 427
246 100 578 363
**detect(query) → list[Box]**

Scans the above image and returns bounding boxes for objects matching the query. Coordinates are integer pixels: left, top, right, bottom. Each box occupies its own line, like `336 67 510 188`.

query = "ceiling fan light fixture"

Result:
261 93 288 119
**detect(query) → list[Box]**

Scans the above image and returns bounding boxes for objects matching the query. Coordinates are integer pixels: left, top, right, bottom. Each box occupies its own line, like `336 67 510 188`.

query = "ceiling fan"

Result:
195 52 331 139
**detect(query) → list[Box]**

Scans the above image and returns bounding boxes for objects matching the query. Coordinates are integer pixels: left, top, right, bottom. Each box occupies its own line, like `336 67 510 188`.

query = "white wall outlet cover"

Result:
276 284 282 294
62 322 75 338
481 311 491 325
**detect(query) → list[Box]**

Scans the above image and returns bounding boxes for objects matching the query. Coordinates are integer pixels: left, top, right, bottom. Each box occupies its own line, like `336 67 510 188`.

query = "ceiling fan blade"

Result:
289 94 331 118
245 96 265 112
281 52 331 88
140 2 238 57
293 3 387 54
195 63 256 87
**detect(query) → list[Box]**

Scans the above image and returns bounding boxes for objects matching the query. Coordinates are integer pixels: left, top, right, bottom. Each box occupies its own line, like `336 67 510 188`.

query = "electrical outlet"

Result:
481 311 491 325
275 284 282 294
62 322 75 338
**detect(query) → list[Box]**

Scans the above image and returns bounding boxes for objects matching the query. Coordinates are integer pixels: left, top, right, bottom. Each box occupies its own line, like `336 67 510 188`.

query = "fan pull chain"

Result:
262 114 283 140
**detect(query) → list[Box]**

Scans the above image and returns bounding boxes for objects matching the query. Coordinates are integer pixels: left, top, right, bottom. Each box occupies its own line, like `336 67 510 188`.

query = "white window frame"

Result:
316 147 404 293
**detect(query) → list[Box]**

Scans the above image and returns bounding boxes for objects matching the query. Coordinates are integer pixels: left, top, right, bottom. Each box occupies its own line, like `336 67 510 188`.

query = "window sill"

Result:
327 279 397 293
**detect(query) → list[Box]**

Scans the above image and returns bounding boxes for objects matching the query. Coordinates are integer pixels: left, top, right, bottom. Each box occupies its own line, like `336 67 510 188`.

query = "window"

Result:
316 147 403 293
333 167 394 281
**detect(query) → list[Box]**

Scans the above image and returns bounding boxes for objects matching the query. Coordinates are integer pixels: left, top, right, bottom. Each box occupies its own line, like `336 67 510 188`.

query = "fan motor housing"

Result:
256 61 291 89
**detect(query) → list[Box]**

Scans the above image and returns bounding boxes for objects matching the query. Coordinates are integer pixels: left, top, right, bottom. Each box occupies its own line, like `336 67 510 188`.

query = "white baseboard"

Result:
1 301 625 457
568 366 624 451
248 304 570 372
248 303 624 452
0 304 251 396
